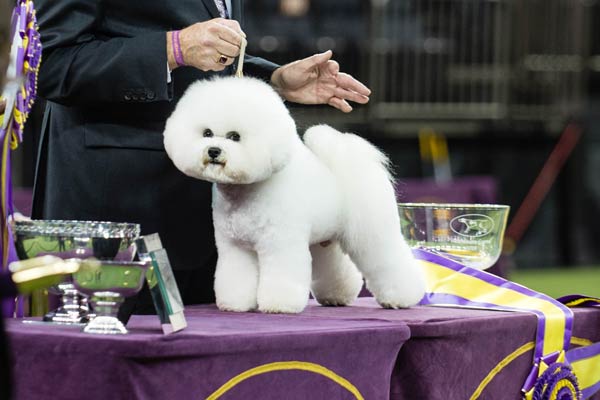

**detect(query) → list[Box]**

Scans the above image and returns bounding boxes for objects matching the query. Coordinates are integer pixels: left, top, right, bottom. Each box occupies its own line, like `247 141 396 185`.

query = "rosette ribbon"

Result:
0 0 42 317
414 249 600 399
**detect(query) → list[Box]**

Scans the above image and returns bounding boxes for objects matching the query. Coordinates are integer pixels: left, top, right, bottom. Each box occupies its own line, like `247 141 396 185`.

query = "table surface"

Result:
6 297 600 400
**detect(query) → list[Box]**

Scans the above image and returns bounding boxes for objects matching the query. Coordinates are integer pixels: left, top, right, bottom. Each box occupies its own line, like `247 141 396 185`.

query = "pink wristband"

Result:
172 30 185 67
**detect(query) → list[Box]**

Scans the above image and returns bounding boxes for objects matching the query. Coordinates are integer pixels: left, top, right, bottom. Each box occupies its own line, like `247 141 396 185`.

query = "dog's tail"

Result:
303 124 395 249
303 124 425 308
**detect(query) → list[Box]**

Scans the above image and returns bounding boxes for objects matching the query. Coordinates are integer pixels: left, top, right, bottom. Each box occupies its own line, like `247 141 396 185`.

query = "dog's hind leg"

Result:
310 241 363 306
214 233 260 312
342 232 426 309
304 125 425 308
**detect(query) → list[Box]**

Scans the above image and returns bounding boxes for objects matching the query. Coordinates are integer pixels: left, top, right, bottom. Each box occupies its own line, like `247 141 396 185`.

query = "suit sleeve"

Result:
243 54 279 82
36 0 172 106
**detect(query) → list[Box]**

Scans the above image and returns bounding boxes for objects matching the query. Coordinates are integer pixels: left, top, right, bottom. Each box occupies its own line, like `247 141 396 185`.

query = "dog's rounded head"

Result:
164 77 298 184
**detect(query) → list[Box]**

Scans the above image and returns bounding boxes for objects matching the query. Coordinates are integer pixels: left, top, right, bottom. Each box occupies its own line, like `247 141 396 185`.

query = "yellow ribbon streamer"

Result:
421 260 569 357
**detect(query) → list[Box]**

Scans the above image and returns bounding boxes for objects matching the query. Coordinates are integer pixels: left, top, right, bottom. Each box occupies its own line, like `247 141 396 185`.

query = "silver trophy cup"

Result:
72 259 149 334
13 220 140 324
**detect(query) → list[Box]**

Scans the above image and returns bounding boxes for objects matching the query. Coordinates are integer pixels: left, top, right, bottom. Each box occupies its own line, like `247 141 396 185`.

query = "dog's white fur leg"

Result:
343 236 425 309
214 235 259 312
310 242 363 306
256 242 312 313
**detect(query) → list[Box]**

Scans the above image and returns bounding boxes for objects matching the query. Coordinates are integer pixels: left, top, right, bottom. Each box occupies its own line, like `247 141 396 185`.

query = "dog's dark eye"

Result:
226 131 241 142
203 129 213 138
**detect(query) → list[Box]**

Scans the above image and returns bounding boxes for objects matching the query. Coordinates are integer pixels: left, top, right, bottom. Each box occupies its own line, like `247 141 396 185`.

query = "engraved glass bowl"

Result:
398 203 510 270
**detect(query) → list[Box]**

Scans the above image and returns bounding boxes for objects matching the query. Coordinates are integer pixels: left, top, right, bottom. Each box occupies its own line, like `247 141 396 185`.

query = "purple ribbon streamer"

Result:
413 248 573 361
1 0 40 317
557 294 600 307
412 248 576 395
566 342 600 399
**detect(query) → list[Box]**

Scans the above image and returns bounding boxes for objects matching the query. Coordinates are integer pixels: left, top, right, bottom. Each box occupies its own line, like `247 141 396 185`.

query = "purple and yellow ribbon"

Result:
414 249 600 399
1 0 41 317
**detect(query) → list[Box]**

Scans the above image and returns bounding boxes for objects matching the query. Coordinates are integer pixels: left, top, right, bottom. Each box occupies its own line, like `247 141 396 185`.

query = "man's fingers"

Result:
214 41 241 59
299 50 333 70
333 86 370 105
214 18 245 48
336 73 371 97
326 60 340 76
215 18 245 37
214 54 235 67
211 62 229 72
328 97 352 113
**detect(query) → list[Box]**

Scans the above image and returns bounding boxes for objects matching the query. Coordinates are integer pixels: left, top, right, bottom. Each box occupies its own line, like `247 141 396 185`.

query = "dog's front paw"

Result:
215 292 258 313
216 300 257 313
257 279 309 314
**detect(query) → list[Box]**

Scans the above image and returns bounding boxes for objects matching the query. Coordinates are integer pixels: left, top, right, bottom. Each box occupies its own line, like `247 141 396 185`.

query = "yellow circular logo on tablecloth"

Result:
206 361 364 400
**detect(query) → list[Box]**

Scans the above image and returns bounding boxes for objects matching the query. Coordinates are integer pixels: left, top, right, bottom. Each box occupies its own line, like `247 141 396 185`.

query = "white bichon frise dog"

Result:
164 77 425 314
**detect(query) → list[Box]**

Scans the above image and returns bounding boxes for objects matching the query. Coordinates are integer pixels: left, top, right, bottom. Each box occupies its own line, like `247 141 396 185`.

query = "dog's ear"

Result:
267 116 299 173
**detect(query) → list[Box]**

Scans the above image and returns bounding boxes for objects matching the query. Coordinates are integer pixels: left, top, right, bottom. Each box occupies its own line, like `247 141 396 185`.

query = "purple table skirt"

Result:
301 299 600 400
6 299 410 400
6 298 600 400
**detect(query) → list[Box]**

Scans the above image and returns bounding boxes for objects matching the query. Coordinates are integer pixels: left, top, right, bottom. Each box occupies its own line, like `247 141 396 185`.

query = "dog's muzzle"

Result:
206 146 225 166
208 147 221 159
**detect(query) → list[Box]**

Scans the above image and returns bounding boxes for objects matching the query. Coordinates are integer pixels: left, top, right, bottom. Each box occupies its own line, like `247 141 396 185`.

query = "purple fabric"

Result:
396 176 498 205
1 272 17 318
6 297 600 399
0 273 16 299
6 300 410 400
566 339 600 398
12 187 33 217
558 294 600 307
297 299 600 400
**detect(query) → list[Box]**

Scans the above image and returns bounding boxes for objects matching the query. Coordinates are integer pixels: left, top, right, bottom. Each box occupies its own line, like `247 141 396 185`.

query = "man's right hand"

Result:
167 18 245 72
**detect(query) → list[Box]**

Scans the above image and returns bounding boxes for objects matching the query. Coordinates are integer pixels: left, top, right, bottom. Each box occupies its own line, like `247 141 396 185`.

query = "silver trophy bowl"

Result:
13 220 140 324
72 259 149 334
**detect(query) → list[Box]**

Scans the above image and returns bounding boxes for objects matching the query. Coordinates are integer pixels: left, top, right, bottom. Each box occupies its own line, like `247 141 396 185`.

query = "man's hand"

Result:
270 50 371 113
167 18 245 72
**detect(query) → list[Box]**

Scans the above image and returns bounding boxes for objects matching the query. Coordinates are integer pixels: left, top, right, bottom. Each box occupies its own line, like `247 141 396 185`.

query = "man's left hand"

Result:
270 50 370 113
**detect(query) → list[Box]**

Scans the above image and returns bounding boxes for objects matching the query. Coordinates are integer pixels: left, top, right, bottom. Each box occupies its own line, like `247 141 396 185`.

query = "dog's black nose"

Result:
208 147 221 159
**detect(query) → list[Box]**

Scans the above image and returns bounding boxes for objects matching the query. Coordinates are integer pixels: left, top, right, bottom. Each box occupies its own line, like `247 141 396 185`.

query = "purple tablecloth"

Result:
6 300 410 400
6 298 600 400
301 299 600 400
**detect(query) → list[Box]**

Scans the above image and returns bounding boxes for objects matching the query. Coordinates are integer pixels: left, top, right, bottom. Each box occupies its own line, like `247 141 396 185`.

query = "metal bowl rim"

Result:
397 203 510 210
73 259 150 268
13 219 141 238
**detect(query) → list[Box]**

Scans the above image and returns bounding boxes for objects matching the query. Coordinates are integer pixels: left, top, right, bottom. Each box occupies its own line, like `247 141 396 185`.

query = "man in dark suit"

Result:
32 0 371 310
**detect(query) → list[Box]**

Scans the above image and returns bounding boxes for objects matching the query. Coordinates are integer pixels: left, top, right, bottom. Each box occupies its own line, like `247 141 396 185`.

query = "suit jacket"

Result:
32 0 279 302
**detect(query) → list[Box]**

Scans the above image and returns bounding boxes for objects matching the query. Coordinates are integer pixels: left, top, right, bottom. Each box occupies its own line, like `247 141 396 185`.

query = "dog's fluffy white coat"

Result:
164 77 425 313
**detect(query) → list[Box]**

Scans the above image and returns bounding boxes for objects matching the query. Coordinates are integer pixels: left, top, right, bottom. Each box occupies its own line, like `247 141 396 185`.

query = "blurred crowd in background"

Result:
12 0 600 270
